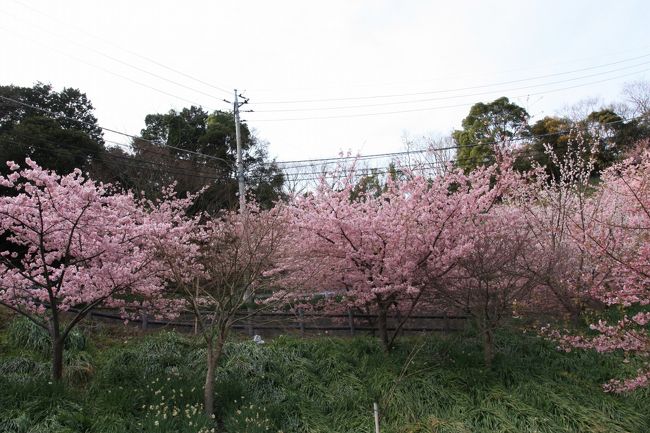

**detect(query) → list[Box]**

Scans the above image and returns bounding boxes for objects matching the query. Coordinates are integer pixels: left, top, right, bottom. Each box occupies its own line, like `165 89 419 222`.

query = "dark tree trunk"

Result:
52 336 64 381
483 327 494 368
48 316 64 382
569 308 583 327
204 350 216 417
377 307 390 352
204 335 225 417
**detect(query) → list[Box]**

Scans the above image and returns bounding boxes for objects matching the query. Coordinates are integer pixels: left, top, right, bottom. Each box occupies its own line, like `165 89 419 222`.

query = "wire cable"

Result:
253 61 650 113
247 68 650 122
252 53 650 105
0 23 223 111
8 0 234 97
2 135 231 183
257 114 642 171
0 95 234 165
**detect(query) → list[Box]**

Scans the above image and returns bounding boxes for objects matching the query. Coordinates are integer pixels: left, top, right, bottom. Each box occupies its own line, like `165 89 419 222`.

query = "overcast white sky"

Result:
1 0 649 162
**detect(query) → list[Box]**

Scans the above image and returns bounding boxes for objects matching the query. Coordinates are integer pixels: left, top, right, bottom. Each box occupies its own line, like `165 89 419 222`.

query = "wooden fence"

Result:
85 308 468 338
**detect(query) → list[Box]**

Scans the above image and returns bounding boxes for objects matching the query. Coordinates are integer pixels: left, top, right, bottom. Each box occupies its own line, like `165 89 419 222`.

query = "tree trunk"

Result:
548 281 584 326
204 335 225 417
48 316 64 382
569 308 583 327
377 307 390 352
52 336 64 381
483 327 494 368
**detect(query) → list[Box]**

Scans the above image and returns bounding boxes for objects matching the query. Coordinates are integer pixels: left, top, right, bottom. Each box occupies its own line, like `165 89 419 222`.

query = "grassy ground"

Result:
0 317 648 433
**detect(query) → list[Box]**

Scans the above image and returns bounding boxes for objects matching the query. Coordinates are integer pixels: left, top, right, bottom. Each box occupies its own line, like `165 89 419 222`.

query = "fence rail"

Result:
84 308 468 337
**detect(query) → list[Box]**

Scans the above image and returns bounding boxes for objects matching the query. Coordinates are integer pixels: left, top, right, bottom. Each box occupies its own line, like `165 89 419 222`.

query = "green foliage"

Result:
0 306 13 327
94 331 191 388
0 356 49 382
136 105 285 211
0 376 80 433
223 397 274 433
348 164 406 202
208 333 649 433
6 318 51 355
1 321 648 433
514 116 575 177
454 95 647 177
514 111 650 178
453 97 529 172
6 317 87 356
63 350 95 385
584 108 650 166
0 82 105 177
134 375 214 433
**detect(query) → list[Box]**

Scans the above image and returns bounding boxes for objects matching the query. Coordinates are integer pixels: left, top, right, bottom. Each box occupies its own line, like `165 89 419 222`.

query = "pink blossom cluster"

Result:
276 152 521 349
574 151 650 392
0 159 197 378
2 143 648 390
533 147 650 392
0 159 167 314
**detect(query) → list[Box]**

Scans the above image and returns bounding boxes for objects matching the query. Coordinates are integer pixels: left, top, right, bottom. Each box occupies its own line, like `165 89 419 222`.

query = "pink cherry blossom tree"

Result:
0 159 190 381
514 137 607 322
434 206 538 367
280 154 517 351
553 148 650 391
156 204 289 417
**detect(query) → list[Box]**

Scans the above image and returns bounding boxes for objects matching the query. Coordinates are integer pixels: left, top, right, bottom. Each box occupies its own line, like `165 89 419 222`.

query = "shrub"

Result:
7 317 87 356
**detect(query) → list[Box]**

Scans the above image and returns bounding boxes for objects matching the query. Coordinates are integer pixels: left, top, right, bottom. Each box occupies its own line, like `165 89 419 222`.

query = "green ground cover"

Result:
0 317 647 433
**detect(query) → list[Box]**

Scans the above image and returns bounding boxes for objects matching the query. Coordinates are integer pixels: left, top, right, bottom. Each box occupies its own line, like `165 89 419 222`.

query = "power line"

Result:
9 0 234 97
282 167 444 184
0 10 230 107
102 141 230 175
4 0 643 166
101 140 238 174
2 91 641 185
281 126 639 183
0 95 233 165
252 53 650 105
2 118 637 188
2 135 230 183
248 46 650 94
278 136 617 183
257 115 642 171
101 139 230 172
252 60 650 113
0 23 224 111
247 68 650 122
2 133 227 181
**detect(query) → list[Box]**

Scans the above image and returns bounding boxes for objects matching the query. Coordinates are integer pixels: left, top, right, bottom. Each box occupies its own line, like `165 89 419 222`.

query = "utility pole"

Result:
232 90 254 336
233 89 247 213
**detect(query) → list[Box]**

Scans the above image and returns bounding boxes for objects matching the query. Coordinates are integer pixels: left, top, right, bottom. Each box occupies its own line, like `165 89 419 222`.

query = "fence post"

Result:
246 296 255 336
443 312 450 333
348 310 355 336
298 308 305 337
141 313 149 330
373 402 380 433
